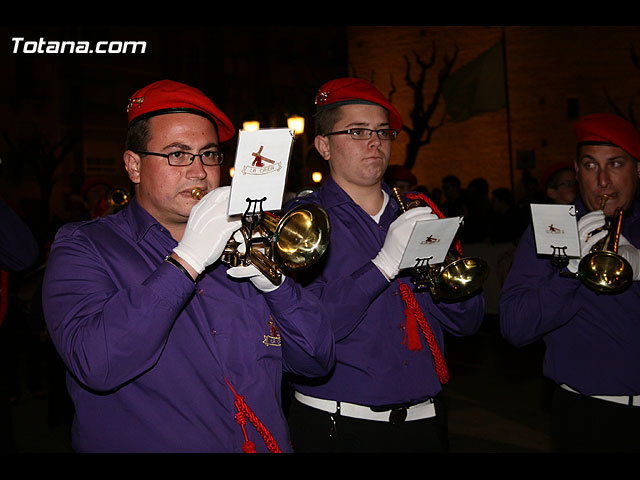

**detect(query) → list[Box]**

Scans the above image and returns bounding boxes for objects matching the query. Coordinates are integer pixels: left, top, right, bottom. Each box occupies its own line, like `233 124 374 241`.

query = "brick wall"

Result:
347 26 640 201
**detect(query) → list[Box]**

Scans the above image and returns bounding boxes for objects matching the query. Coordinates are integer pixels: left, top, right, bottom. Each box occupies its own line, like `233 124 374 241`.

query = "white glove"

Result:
372 207 439 280
227 264 284 293
173 186 241 274
617 235 640 280
567 210 608 273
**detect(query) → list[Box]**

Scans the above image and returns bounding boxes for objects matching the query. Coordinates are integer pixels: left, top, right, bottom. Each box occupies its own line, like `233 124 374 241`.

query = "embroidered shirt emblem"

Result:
263 316 281 347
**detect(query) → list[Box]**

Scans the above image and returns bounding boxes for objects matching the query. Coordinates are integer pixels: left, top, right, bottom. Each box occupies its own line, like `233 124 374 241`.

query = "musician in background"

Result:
540 162 577 205
500 113 640 452
42 79 335 453
285 77 485 452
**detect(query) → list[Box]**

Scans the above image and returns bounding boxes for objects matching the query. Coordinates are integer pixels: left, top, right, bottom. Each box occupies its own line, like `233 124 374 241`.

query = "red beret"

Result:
126 79 236 142
575 113 640 161
314 77 402 131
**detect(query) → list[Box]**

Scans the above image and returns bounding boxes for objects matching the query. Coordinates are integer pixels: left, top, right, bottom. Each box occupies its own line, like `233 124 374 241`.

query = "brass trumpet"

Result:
191 187 331 285
392 187 489 301
98 187 130 217
577 195 632 293
107 188 130 211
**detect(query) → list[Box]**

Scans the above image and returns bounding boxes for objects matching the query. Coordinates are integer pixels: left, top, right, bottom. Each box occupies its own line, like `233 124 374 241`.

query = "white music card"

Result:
399 217 462 270
228 128 295 216
530 204 580 257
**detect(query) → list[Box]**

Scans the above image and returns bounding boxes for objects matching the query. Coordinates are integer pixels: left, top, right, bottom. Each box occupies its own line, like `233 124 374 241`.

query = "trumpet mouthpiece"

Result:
191 187 204 200
599 194 609 210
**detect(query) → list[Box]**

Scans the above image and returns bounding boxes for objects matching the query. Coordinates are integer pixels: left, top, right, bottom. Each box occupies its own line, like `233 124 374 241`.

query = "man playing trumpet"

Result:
42 80 335 452
500 113 640 452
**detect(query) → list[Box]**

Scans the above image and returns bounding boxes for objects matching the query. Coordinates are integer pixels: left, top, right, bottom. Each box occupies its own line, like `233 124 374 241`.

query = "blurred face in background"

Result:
545 168 577 205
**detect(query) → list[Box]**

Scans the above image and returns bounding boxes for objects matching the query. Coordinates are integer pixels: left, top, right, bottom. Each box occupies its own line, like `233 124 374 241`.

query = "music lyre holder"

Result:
241 197 268 259
410 256 435 291
550 245 569 269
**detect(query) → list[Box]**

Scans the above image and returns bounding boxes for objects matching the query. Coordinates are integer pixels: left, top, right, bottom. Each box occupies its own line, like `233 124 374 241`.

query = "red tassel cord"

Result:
398 280 450 385
224 377 282 453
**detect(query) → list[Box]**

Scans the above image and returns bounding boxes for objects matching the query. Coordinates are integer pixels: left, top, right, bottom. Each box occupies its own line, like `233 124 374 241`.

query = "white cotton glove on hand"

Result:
567 210 608 273
617 235 640 280
173 186 241 274
372 207 439 280
227 264 284 293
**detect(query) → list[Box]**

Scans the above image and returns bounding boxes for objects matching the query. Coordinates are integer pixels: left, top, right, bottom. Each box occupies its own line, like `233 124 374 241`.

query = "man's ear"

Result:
314 135 331 161
123 150 141 184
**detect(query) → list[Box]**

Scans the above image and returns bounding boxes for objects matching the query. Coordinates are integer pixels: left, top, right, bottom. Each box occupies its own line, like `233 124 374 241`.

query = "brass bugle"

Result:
576 194 632 293
222 204 331 285
103 188 130 216
393 187 489 300
190 186 330 285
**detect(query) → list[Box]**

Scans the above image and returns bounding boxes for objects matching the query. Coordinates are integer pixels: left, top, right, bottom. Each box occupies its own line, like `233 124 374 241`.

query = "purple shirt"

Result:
500 196 640 396
42 197 335 452
286 178 485 406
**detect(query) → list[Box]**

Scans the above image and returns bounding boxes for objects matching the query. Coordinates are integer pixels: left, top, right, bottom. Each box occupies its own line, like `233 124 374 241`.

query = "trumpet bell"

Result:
578 251 633 294
433 256 490 300
575 206 632 294
273 204 331 272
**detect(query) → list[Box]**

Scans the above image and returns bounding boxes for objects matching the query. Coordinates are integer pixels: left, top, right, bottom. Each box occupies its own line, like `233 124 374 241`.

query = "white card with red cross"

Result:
530 203 580 257
399 216 462 270
228 128 295 216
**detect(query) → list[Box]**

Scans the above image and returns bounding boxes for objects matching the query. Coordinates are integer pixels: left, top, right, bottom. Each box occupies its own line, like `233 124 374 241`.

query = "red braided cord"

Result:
398 280 450 384
225 377 282 453
234 395 282 453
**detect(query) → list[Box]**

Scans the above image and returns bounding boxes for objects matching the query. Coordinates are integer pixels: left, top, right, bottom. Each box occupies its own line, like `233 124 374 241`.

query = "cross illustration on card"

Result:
251 146 275 167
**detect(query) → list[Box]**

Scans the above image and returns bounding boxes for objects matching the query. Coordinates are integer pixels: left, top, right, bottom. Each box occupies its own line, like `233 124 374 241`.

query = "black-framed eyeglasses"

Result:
136 150 224 166
323 128 398 141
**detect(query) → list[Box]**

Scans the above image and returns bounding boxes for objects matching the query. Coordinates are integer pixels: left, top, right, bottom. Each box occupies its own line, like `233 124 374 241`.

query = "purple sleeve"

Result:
42 225 195 392
263 278 336 377
499 225 582 347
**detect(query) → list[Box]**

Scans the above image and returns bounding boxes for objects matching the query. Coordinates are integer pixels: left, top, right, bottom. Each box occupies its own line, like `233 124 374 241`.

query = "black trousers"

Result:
287 396 449 453
551 384 640 453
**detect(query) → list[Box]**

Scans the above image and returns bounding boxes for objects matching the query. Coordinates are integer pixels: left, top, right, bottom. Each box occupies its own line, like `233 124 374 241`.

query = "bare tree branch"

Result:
393 41 458 170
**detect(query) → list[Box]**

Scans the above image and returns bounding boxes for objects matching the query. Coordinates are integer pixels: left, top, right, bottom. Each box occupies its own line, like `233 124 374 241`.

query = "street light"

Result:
287 115 305 135
242 120 260 131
